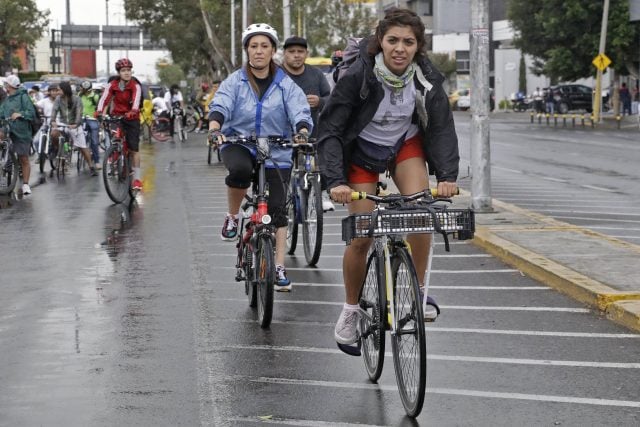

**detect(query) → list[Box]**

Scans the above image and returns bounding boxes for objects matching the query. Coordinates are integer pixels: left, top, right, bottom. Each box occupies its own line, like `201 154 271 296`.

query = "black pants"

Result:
221 144 290 228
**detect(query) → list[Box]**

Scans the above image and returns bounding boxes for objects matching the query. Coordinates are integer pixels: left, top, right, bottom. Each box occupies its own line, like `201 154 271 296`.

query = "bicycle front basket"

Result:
341 207 475 244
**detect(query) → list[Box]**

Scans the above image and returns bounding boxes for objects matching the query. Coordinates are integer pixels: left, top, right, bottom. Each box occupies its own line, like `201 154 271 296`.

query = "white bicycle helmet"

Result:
241 23 279 48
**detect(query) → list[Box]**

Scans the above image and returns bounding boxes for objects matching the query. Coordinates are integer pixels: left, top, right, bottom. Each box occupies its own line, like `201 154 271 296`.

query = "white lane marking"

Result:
219 318 640 338
222 344 640 368
533 209 640 217
581 184 618 192
219 375 640 408
541 176 569 183
551 215 640 224
586 226 640 231
206 253 491 259
513 203 639 210
227 417 384 427
215 298 590 312
287 283 549 290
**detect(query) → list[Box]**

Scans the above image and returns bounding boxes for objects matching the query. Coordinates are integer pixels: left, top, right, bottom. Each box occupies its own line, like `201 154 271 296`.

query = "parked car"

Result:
448 88 469 110
451 88 495 111
550 84 596 114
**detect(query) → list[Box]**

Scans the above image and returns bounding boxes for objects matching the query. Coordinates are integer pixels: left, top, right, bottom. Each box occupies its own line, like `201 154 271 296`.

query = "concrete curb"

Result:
468 198 640 333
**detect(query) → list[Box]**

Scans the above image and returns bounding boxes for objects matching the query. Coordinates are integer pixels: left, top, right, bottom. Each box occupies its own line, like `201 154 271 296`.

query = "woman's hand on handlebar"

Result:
330 185 354 204
436 181 458 198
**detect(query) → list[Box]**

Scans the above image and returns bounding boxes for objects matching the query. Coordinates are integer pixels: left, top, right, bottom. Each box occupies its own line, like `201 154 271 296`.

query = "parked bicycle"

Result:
101 116 139 204
229 135 297 328
0 119 19 194
341 187 474 417
285 139 323 266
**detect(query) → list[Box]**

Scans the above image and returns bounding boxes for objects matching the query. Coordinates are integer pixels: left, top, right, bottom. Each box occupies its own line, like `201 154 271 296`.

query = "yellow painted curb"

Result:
607 300 640 332
472 227 640 313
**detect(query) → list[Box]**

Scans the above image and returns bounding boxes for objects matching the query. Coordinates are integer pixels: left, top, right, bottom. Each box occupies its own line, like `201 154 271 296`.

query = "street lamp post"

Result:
106 0 110 75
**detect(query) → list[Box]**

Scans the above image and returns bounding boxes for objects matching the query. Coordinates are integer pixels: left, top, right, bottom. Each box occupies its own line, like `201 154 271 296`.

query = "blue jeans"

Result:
84 119 100 164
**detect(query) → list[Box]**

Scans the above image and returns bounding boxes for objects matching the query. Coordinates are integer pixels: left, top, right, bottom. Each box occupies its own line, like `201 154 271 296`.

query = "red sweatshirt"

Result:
97 78 141 120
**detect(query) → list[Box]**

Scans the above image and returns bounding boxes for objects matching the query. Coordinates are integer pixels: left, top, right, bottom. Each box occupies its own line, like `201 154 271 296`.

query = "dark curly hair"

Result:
367 8 427 62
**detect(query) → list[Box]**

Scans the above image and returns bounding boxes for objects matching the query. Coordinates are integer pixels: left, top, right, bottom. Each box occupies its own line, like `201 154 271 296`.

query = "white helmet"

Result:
241 23 279 48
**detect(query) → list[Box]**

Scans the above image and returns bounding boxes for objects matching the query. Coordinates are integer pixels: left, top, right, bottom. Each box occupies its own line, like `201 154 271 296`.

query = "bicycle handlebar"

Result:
221 135 315 149
351 188 460 202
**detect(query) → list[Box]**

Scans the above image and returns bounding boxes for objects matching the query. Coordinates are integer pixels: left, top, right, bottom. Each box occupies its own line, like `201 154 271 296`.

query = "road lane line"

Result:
218 375 640 408
217 318 640 337
215 298 590 312
227 417 385 427
222 344 640 368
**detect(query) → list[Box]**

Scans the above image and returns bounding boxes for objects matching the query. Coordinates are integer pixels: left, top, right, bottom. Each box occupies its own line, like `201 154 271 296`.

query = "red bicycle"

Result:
101 116 138 204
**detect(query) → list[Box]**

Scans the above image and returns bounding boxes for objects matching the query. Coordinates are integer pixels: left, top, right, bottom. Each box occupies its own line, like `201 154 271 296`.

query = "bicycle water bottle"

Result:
63 141 70 153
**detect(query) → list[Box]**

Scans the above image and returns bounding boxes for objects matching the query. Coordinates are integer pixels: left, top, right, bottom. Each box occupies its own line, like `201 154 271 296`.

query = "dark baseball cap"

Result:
283 36 307 49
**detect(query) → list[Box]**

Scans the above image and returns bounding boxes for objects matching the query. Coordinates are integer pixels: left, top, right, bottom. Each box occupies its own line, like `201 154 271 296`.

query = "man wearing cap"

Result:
0 75 35 195
281 36 334 211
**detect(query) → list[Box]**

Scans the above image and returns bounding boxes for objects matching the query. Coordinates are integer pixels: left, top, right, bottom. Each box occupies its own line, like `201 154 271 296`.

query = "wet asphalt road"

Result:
1 129 639 426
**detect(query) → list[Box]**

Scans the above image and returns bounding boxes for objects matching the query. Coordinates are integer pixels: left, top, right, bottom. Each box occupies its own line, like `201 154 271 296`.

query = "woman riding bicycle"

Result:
316 8 460 346
208 23 312 292
51 81 99 176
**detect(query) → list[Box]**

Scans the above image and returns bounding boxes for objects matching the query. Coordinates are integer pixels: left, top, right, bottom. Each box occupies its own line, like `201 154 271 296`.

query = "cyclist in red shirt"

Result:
95 58 143 190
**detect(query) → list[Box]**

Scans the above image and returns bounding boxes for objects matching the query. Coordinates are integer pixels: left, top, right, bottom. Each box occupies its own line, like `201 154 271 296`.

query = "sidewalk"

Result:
456 192 640 332
488 110 640 131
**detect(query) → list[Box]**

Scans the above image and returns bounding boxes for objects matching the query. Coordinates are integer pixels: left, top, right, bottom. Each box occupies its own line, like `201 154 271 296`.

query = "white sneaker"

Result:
322 192 335 212
22 183 31 195
334 307 360 344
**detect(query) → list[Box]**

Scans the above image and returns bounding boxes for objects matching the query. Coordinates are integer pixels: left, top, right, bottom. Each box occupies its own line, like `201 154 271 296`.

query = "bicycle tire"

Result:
76 150 84 173
216 146 221 162
286 173 299 255
302 174 323 266
390 247 426 418
360 244 386 381
255 233 275 328
185 106 198 133
207 144 212 165
38 133 47 174
0 148 18 195
243 244 257 308
102 143 131 204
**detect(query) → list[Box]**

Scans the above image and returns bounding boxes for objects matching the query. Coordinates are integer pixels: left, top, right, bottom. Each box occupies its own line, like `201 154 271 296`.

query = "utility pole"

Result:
106 0 110 76
242 0 248 63
593 0 610 123
283 0 291 41
231 0 236 66
469 0 492 212
65 0 71 74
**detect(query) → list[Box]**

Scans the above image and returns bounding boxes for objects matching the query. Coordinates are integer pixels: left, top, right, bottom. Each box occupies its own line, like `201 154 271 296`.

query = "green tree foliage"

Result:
518 54 526 93
156 60 186 87
429 53 457 79
125 0 376 79
0 0 50 74
508 0 640 82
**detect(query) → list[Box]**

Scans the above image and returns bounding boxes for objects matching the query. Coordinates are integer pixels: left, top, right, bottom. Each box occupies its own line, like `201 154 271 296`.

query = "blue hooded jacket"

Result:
209 67 312 168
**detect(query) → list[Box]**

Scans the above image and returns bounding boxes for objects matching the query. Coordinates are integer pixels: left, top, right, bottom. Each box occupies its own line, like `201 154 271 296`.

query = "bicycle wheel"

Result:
76 150 84 173
391 247 426 418
185 106 198 133
38 134 47 173
242 240 257 308
360 244 386 381
302 174 323 266
102 143 131 204
207 143 213 164
0 146 18 195
255 233 275 328
286 173 299 255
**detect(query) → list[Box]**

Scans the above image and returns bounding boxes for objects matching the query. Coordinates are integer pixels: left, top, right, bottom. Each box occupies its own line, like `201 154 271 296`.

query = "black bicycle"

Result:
285 140 323 266
341 187 474 417
226 135 299 328
101 116 138 204
52 124 73 179
0 120 18 195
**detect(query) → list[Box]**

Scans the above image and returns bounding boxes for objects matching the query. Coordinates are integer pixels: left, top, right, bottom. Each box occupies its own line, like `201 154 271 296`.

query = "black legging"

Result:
221 144 290 228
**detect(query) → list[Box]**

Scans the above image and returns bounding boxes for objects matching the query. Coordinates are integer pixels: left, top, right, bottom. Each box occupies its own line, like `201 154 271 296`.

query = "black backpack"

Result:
20 94 42 136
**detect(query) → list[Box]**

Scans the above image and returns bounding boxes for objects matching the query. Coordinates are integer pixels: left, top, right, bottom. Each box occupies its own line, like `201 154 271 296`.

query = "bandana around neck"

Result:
374 52 415 90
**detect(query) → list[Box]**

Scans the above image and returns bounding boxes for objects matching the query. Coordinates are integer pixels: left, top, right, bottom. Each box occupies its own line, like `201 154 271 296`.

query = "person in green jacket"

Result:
0 75 34 195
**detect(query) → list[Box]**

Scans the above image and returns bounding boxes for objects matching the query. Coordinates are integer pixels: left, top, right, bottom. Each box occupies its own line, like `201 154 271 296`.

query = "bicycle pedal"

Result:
337 341 361 357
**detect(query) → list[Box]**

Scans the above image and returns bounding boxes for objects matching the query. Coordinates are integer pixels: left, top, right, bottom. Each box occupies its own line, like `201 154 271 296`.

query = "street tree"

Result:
156 60 186 87
508 0 640 82
0 0 50 74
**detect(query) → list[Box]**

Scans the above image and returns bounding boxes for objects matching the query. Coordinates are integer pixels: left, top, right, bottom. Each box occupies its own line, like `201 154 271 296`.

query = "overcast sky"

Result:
36 0 168 81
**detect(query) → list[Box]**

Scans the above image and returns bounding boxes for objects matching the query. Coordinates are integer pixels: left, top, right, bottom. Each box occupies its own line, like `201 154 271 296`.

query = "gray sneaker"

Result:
334 307 360 344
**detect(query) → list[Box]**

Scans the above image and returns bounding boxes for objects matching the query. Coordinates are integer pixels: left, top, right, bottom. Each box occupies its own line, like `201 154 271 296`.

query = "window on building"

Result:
406 0 433 16
456 50 470 73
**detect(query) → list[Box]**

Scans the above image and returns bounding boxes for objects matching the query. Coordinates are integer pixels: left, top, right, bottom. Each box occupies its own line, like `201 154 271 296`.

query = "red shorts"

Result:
348 134 425 184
